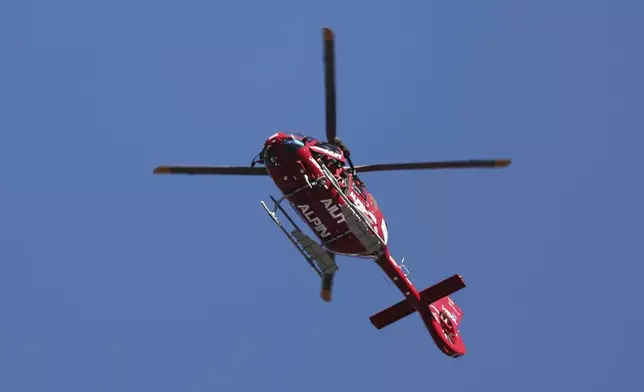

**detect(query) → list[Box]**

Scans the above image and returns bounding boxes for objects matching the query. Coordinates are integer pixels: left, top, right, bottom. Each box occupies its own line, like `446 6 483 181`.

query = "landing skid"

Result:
261 194 337 278
259 161 389 300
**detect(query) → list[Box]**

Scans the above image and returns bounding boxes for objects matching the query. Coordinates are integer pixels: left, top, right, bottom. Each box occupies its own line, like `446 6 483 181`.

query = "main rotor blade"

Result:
321 253 335 302
323 27 337 144
353 159 512 173
153 165 268 175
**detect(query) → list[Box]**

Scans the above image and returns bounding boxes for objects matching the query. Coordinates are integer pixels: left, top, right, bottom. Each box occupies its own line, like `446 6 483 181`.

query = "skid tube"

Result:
261 194 325 277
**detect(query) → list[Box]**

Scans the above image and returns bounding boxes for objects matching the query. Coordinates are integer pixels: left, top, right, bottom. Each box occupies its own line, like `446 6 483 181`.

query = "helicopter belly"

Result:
267 180 367 255
292 199 341 241
268 174 382 257
288 188 369 256
264 141 386 257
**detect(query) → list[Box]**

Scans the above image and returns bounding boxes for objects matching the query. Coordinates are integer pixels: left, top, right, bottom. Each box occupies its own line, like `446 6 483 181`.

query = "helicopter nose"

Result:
263 133 306 167
263 133 286 167
265 132 288 146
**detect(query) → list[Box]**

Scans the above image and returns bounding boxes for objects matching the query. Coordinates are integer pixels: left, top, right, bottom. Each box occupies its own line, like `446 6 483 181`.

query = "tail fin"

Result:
427 296 466 357
429 296 464 328
369 274 467 357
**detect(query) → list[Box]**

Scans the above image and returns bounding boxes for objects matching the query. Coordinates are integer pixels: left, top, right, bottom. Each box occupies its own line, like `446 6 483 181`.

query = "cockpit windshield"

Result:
288 133 317 142
282 137 305 149
314 142 342 155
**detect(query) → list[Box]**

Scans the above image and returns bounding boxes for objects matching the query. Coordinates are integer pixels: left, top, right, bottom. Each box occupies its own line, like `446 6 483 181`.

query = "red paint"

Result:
263 132 466 357
263 132 387 256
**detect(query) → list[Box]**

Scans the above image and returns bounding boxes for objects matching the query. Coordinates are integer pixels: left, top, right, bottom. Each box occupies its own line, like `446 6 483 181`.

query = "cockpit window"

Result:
283 137 305 148
289 133 317 142
315 142 342 155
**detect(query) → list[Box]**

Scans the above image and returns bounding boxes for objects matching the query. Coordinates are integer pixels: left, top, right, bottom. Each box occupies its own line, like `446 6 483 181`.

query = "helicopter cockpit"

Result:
289 134 343 156
250 132 361 187
288 132 315 142
311 141 343 157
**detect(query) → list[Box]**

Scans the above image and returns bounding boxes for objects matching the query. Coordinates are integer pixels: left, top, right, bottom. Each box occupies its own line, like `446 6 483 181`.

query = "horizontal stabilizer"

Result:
420 274 466 306
369 296 416 330
369 274 466 330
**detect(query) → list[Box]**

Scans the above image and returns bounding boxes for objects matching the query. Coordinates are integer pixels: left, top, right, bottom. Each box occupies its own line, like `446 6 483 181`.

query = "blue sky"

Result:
2 1 643 391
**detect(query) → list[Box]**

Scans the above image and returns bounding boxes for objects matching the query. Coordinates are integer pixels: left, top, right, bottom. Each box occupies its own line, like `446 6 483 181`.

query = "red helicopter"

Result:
153 28 511 358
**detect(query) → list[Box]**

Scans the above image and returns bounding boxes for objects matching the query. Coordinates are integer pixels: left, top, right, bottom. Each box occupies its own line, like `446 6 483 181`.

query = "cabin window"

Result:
315 142 342 155
283 137 305 152
289 133 316 143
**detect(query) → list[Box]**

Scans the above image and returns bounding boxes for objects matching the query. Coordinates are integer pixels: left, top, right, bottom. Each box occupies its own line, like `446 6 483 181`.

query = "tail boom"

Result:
372 251 467 357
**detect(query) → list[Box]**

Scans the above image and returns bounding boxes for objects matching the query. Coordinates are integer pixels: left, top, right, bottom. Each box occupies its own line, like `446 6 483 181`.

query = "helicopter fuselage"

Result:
261 131 467 357
262 132 389 257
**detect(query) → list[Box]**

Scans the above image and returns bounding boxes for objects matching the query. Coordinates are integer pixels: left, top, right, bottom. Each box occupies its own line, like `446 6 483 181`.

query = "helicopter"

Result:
153 28 511 357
